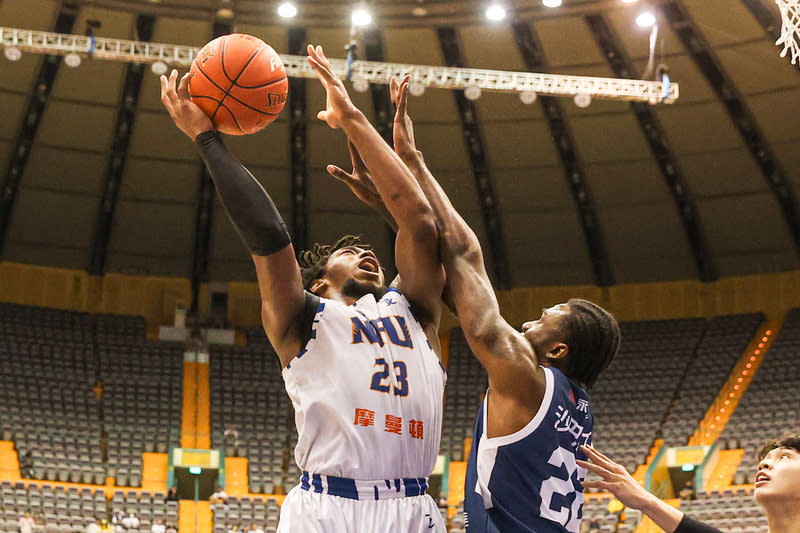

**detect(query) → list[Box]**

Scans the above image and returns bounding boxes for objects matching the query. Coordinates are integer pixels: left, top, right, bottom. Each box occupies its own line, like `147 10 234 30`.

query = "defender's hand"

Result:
390 75 418 159
307 44 361 130
160 69 214 140
328 142 384 211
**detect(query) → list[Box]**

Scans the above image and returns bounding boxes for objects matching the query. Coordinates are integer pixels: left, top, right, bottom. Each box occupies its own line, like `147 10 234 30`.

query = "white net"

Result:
776 0 800 64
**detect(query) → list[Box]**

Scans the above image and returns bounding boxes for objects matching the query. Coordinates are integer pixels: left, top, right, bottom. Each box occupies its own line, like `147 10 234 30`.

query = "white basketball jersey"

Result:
281 287 446 480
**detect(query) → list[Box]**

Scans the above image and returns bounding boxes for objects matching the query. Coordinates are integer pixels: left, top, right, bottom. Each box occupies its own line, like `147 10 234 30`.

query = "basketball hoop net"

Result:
776 0 800 64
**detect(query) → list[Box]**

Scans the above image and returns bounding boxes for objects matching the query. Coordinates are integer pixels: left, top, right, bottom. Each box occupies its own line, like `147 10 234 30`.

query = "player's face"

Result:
324 246 386 296
753 446 800 504
521 303 569 355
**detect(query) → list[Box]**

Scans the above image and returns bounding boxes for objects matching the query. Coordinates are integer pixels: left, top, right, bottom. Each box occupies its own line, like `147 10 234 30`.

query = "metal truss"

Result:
0 26 679 103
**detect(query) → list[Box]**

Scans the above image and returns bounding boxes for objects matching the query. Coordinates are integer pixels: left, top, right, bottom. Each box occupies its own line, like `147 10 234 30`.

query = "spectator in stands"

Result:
223 425 239 451
86 519 101 533
164 524 177 533
579 436 800 533
99 519 111 533
166 486 178 502
437 492 448 510
245 523 258 533
227 524 240 533
209 486 228 508
32 512 45 532
20 451 34 478
121 512 139 531
679 480 696 501
19 511 34 533
150 519 165 533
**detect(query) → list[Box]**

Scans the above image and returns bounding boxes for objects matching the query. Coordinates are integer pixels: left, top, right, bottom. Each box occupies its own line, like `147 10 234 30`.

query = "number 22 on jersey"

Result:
370 358 409 396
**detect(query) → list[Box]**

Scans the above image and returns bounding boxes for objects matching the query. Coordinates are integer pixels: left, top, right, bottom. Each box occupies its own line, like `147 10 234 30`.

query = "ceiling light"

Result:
151 61 168 75
519 90 537 104
351 7 372 27
4 46 22 61
411 6 427 16
409 81 426 96
621 0 637 3
352 76 369 92
542 0 562 7
216 7 234 18
64 53 81 67
464 86 481 100
486 4 506 21
636 11 656 27
277 2 297 18
574 93 592 108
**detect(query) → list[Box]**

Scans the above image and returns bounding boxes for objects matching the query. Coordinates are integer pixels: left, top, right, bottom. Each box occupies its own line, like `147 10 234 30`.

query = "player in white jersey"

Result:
160 44 446 531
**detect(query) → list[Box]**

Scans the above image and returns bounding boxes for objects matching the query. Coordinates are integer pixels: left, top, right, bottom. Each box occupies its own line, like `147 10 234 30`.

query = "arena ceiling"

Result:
1 0 799 292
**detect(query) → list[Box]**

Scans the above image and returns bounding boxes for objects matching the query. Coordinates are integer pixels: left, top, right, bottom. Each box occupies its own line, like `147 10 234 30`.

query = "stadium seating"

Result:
660 313 764 446
682 489 768 533
210 496 279 533
209 341 295 495
721 308 800 485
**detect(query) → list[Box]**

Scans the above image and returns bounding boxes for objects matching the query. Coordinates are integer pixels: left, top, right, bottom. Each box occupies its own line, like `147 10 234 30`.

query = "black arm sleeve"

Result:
196 130 291 256
674 515 724 533
299 291 321 348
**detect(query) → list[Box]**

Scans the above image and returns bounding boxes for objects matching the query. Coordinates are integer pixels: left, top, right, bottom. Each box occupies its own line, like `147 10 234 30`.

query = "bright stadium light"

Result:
543 0 562 7
574 93 592 108
636 11 657 27
64 52 81 67
352 6 372 27
277 2 298 18
519 90 538 104
464 86 482 100
486 4 506 21
151 61 168 75
4 46 22 61
409 81 426 96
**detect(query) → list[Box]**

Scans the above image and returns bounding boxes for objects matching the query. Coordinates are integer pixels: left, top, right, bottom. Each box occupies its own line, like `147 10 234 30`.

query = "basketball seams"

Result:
190 34 288 134
192 63 281 117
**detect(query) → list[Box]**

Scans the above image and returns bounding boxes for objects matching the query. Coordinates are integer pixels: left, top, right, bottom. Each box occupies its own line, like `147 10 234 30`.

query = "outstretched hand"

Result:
307 44 361 130
577 445 651 510
327 142 397 230
390 75 418 159
159 69 213 140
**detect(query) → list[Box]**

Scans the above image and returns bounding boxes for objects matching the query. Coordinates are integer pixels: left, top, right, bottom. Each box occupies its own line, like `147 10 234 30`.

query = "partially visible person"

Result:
150 519 165 533
99 519 112 533
165 524 177 533
121 512 139 531
578 437 800 533
21 451 34 478
19 511 34 533
166 486 178 502
32 511 45 532
86 518 101 533
210 486 228 507
679 480 696 501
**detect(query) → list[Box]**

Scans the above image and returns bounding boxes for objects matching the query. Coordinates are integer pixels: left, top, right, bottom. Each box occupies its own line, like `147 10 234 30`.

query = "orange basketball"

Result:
189 34 288 135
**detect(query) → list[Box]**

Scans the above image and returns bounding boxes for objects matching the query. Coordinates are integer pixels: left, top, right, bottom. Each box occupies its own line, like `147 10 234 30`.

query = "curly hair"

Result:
757 434 800 461
298 235 370 290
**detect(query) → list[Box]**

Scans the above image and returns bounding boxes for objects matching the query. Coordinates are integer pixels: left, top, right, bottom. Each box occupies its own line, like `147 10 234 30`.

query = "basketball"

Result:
189 33 288 135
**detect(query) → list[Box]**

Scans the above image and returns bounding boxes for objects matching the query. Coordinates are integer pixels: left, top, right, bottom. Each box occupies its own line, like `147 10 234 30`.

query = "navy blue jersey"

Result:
464 367 593 533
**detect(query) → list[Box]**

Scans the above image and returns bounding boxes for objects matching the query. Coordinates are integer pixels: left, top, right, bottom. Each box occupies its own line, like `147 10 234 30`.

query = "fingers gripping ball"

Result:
190 34 288 135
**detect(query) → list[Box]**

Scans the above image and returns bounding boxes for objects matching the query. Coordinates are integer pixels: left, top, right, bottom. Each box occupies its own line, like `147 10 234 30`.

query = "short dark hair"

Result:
757 434 800 461
297 234 368 290
561 298 620 390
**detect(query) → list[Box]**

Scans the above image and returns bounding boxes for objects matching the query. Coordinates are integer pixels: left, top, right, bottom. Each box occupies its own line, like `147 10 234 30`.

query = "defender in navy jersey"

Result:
334 76 621 533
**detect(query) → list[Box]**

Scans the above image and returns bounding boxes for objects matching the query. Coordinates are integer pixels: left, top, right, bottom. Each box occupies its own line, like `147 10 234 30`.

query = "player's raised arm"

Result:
388 76 543 396
160 70 306 365
306 45 444 327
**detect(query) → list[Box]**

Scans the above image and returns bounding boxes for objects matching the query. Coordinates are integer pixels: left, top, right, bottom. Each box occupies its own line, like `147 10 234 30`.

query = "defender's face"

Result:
324 246 385 292
754 446 800 504
521 303 569 353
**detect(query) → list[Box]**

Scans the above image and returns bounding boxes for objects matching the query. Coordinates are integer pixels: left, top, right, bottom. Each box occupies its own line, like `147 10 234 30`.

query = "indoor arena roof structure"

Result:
0 0 798 291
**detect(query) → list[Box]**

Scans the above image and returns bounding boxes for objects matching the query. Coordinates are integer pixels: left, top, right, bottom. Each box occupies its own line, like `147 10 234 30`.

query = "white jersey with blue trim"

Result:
464 366 593 533
281 287 446 481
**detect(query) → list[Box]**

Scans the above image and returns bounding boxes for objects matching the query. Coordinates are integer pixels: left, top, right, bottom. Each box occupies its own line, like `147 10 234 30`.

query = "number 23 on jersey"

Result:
370 358 409 396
